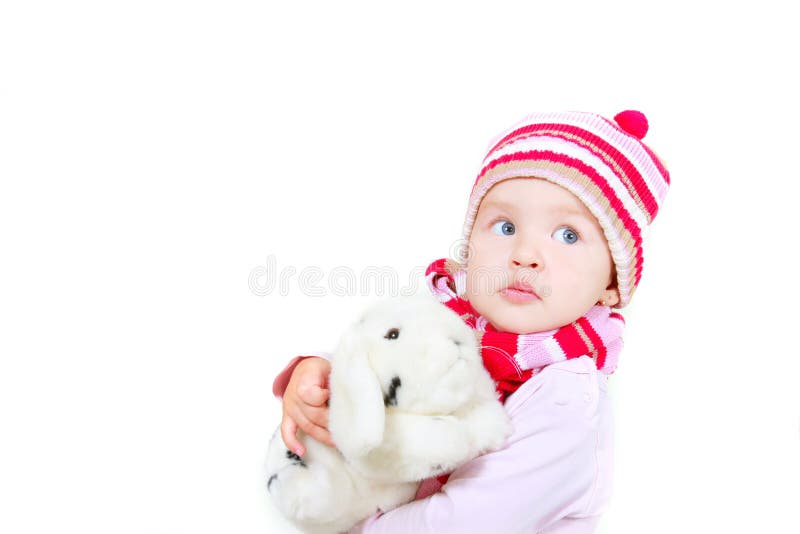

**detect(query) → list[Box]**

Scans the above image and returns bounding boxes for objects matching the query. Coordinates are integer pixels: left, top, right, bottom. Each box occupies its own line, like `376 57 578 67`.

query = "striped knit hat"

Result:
458 110 670 308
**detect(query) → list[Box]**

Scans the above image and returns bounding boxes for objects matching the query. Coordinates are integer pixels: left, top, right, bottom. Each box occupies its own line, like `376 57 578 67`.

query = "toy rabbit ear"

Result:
328 330 386 460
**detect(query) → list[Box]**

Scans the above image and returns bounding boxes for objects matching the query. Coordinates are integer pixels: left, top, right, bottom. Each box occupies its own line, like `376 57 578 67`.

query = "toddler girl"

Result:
272 110 670 532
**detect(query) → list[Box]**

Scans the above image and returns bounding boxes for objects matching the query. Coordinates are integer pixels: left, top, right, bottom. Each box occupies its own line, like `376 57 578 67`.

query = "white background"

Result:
2 1 798 532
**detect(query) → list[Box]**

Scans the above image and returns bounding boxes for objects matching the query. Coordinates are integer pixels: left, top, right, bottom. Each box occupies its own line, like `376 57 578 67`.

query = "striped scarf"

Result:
425 258 625 403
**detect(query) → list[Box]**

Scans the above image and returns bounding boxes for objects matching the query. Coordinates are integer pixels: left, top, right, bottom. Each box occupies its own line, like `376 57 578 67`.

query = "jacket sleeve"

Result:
347 360 607 533
272 351 332 399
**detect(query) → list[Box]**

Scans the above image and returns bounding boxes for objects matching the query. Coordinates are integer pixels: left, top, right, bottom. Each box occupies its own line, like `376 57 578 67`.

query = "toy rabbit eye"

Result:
553 226 579 244
384 328 400 340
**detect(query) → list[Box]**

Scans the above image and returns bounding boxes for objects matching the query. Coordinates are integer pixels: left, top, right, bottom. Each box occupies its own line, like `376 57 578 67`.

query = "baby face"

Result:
464 178 619 333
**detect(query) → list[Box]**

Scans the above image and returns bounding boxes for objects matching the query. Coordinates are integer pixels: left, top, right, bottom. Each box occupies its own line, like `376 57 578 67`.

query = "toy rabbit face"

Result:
344 296 482 414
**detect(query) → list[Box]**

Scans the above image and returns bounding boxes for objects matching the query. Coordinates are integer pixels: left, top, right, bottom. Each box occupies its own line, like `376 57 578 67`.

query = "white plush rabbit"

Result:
266 295 513 534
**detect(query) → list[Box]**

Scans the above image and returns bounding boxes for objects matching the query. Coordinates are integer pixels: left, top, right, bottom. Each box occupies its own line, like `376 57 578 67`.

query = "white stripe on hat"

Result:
486 111 669 207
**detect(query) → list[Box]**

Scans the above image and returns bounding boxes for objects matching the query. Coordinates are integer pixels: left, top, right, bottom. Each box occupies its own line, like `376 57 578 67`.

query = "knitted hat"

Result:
458 110 670 308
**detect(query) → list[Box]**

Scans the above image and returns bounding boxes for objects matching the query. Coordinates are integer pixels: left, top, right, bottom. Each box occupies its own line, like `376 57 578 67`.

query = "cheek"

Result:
566 248 613 290
465 262 505 301
470 235 506 264
587 246 614 283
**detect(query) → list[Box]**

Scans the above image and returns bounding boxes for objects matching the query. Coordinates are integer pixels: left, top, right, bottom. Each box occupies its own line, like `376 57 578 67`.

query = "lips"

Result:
507 281 538 297
500 279 540 303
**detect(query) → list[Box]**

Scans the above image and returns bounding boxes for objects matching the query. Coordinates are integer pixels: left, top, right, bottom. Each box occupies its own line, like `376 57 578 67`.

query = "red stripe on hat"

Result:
476 150 645 281
634 251 644 286
596 115 671 200
598 114 671 189
643 144 671 186
486 123 661 221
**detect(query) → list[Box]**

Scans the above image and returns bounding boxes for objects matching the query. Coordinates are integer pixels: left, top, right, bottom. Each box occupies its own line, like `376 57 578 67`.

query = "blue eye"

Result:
491 220 515 236
553 226 579 244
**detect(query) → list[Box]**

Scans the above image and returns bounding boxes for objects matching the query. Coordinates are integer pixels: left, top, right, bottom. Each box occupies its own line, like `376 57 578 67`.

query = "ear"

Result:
328 331 386 460
599 285 620 307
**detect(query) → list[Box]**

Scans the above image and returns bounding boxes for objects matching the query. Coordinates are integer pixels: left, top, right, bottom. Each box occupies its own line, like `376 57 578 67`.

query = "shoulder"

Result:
446 356 614 522
504 356 609 429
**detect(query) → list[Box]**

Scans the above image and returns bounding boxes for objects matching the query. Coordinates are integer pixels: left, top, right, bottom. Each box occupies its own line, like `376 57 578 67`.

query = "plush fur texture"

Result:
265 295 513 534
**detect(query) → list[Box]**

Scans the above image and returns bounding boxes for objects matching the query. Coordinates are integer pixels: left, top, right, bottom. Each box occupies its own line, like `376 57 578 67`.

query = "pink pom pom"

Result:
613 110 648 139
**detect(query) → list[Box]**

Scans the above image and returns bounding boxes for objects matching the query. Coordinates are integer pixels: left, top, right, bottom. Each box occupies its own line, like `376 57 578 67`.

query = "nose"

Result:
510 237 542 270
512 257 539 269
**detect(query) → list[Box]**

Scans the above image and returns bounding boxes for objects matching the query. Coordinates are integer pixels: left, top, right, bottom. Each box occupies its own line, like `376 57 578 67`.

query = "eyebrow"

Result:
551 205 592 219
481 200 517 212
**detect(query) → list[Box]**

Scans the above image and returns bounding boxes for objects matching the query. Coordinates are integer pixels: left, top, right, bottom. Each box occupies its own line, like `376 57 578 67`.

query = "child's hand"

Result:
281 356 334 456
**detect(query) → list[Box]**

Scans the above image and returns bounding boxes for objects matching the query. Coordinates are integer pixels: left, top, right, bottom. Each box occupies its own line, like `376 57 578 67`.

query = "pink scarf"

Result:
425 258 625 403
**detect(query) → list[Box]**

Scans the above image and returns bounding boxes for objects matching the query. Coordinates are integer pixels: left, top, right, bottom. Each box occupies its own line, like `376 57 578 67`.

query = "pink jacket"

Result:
272 353 613 533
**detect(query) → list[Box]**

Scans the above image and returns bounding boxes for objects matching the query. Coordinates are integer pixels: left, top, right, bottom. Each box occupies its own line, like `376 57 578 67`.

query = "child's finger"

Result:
300 419 335 448
298 384 330 407
280 415 304 457
292 407 333 449
302 404 330 430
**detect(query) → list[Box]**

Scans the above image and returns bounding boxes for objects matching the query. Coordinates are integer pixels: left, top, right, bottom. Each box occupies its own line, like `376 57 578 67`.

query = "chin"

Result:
471 296 558 333
488 310 547 334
